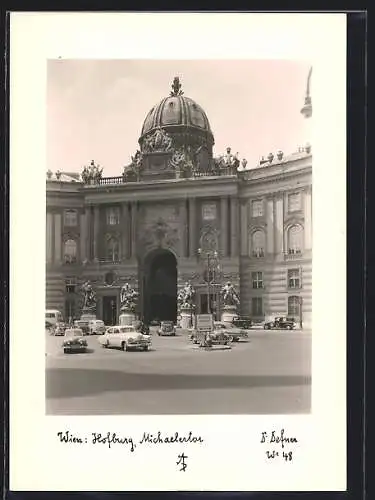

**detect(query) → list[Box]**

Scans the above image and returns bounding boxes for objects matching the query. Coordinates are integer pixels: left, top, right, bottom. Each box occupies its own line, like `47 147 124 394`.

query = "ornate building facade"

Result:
46 74 312 328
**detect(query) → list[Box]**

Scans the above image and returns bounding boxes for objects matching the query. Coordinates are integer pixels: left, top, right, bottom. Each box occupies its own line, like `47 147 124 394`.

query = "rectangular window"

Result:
202 203 217 221
288 268 301 289
106 207 120 225
252 297 263 316
288 193 301 212
64 209 78 226
252 271 264 289
251 199 263 217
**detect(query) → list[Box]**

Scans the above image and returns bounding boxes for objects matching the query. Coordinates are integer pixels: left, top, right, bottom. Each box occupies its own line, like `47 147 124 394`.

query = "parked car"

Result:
212 321 248 342
157 321 176 336
88 319 106 335
53 322 67 336
264 316 297 330
98 325 152 351
190 328 233 347
232 316 253 329
73 319 90 335
62 328 88 353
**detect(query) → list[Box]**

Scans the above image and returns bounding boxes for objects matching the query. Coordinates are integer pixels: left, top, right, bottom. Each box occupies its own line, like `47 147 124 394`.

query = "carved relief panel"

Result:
138 203 181 257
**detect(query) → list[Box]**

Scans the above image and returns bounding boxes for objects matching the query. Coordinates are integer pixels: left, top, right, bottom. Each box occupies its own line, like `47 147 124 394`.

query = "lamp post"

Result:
197 248 221 319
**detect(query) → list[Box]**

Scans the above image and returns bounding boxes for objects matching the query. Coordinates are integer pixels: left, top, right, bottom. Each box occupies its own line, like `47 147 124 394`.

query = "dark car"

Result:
264 316 297 330
232 316 253 329
157 321 176 336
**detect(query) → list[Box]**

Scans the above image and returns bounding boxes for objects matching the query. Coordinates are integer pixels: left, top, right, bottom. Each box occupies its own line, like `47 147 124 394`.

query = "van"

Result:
45 310 63 328
88 319 106 335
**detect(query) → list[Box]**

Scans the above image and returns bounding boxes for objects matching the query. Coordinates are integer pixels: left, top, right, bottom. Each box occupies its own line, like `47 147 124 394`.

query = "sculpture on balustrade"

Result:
81 280 97 311
123 150 143 182
142 127 173 153
213 147 240 174
81 160 103 185
120 283 139 313
221 281 240 307
46 169 53 179
177 281 196 310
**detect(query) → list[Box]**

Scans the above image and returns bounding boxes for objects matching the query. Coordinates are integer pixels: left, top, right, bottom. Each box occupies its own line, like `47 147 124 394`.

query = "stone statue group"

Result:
81 279 239 318
81 160 103 184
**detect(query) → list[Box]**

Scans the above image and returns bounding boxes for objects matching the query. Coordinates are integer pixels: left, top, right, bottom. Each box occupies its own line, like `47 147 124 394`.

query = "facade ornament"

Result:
46 169 53 179
305 143 312 154
55 170 62 180
170 76 184 97
268 152 274 163
120 283 139 313
169 146 194 174
277 150 284 161
239 158 248 171
221 281 240 307
81 280 97 311
81 160 103 185
142 127 173 153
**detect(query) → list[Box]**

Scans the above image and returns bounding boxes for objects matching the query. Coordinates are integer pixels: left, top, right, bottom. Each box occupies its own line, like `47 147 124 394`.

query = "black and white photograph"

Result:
10 12 347 492
45 59 312 415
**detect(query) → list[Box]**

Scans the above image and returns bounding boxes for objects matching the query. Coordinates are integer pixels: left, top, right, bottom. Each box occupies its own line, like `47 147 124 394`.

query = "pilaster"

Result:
188 198 196 257
220 197 228 257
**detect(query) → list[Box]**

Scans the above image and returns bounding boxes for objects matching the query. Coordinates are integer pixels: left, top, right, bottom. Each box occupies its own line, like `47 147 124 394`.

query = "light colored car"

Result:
98 325 152 351
62 328 88 354
212 321 248 342
53 322 67 336
88 319 106 335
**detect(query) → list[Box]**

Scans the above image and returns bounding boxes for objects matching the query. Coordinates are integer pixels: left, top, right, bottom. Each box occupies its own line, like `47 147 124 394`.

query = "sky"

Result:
47 59 311 177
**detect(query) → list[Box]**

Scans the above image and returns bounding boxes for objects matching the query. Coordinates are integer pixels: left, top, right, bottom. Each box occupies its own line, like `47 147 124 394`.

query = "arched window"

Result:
287 225 303 254
64 239 77 263
288 295 301 317
106 237 119 262
251 230 265 257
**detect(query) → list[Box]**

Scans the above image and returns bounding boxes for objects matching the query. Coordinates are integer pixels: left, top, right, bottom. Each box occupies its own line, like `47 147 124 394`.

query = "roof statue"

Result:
81 160 103 185
170 76 184 97
301 67 312 118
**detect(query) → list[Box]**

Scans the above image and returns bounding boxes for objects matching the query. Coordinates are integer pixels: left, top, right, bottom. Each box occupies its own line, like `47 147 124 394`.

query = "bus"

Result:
45 310 63 329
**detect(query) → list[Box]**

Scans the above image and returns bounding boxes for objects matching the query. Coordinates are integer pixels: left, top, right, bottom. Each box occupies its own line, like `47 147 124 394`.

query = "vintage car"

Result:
98 325 152 351
53 322 67 336
62 328 88 354
232 316 253 329
212 321 249 342
189 328 234 347
73 319 90 335
263 317 297 330
157 321 176 336
88 319 106 335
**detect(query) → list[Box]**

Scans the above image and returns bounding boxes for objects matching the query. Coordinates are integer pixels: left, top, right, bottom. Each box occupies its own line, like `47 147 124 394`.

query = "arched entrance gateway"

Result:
143 249 178 324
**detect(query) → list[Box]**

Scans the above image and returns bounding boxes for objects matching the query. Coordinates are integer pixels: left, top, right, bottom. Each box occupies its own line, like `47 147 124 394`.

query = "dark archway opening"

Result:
144 250 177 324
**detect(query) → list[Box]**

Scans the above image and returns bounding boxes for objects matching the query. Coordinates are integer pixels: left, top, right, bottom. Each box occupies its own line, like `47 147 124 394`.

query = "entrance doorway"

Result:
144 249 177 324
102 295 117 326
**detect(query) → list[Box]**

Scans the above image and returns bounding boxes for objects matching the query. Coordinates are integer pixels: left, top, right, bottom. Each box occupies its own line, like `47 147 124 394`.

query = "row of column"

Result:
47 191 312 264
183 197 238 258
239 189 312 256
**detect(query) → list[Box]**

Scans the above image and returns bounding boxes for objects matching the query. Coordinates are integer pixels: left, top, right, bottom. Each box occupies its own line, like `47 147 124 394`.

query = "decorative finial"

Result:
170 76 184 97
304 67 312 105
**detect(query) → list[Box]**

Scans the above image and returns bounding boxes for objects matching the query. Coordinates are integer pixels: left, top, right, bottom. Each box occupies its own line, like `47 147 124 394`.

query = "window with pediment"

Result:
288 193 301 213
106 207 120 226
251 199 263 217
64 209 78 226
250 229 265 258
287 224 303 254
64 239 77 264
106 237 119 262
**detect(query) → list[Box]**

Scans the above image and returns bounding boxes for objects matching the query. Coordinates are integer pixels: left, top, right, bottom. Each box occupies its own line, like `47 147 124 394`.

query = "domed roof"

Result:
139 77 214 147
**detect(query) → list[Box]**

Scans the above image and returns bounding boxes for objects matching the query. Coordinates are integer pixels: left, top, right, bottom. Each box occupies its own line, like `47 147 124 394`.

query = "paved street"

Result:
45 328 311 415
